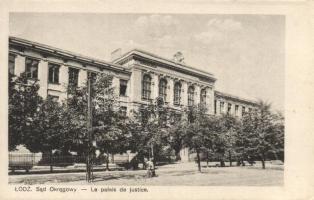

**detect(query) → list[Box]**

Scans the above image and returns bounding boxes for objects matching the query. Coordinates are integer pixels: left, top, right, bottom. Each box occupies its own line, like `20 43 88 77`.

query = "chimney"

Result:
111 48 122 61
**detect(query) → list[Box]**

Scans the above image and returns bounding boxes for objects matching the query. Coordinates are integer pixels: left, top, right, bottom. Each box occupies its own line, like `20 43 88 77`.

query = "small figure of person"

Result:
146 158 156 178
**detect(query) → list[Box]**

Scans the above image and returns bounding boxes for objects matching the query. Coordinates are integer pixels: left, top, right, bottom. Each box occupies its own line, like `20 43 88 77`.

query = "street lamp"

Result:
86 72 93 182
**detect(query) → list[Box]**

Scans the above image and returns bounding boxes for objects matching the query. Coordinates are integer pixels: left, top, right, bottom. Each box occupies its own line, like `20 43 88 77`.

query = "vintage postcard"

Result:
0 0 313 199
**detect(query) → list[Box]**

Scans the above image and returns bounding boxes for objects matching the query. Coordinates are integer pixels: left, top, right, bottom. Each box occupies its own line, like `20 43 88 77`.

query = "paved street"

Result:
9 162 283 186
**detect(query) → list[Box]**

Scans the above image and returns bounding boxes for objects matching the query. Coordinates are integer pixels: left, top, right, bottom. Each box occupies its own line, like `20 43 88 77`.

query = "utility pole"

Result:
86 72 93 182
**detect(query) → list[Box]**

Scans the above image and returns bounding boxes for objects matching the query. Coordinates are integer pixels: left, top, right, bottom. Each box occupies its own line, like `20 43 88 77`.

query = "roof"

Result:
215 90 258 106
113 49 216 82
9 36 131 74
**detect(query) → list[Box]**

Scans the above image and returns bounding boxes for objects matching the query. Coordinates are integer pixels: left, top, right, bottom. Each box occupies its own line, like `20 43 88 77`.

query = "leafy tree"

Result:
242 101 284 169
65 73 129 170
8 72 43 151
212 114 238 167
22 98 66 172
127 100 173 167
23 98 64 153
167 113 187 161
183 105 212 172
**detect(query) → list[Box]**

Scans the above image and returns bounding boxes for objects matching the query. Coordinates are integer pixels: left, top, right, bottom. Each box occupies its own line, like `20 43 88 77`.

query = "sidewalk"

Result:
9 162 284 186
9 163 124 175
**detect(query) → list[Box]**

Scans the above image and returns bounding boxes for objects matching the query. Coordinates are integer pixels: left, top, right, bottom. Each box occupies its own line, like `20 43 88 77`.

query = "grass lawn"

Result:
9 162 283 186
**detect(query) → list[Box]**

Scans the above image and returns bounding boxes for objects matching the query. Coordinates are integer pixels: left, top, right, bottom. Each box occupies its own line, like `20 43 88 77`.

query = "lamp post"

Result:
86 72 93 182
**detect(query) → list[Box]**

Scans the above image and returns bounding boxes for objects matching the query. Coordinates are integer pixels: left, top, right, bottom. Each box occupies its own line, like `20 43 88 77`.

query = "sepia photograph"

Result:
7 12 286 187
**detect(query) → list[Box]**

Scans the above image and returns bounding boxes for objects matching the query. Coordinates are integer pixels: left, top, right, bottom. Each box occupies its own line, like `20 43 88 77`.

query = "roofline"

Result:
9 36 131 75
113 49 216 81
214 90 258 106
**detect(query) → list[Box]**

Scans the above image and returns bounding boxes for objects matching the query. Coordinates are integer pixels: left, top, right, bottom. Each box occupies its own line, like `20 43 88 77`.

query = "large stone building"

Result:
9 37 257 114
9 36 257 161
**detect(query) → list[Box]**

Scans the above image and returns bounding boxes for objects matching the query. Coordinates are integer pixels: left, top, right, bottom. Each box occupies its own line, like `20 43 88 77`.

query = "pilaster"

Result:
167 77 174 105
112 75 120 97
78 69 87 87
152 73 159 100
181 81 188 106
15 55 25 76
59 64 68 101
38 60 48 99
194 84 200 105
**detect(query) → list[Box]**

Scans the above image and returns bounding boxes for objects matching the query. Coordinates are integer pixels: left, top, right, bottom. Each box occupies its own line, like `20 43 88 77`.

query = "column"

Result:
15 55 25 76
37 60 48 99
225 102 229 114
181 81 188 106
194 85 200 105
129 68 141 102
167 78 174 105
59 65 69 101
78 69 87 87
216 99 220 115
206 87 213 114
112 76 120 97
152 74 159 100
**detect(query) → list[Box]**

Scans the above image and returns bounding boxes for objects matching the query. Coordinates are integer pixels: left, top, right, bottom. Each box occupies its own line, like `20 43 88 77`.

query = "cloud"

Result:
193 18 243 45
206 18 242 31
134 14 179 39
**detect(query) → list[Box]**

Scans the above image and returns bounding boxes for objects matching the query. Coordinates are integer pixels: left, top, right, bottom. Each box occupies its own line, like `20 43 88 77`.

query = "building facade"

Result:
9 37 257 161
9 37 256 115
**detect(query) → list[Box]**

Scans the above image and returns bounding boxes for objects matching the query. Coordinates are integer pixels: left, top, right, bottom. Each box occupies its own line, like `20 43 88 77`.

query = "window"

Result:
242 106 246 116
159 78 167 100
214 100 217 114
9 54 15 75
69 67 79 87
227 103 232 115
119 79 128 96
220 101 224 114
188 86 195 106
173 82 181 106
48 63 60 84
47 95 59 102
235 105 239 116
200 88 207 105
142 74 151 100
25 57 39 79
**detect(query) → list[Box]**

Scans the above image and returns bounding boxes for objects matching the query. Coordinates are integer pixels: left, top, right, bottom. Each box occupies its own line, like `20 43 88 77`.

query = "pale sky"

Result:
10 13 285 111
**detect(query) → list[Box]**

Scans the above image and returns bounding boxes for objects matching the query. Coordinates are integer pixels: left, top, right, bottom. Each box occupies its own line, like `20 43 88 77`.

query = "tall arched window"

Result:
188 86 195 106
173 82 181 106
200 88 207 105
159 78 167 100
142 74 152 100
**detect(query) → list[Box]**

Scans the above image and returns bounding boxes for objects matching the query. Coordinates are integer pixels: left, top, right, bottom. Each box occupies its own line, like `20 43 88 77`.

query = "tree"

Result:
8 72 43 151
242 101 284 169
183 105 212 172
127 100 173 167
65 73 128 170
167 113 187 161
212 114 238 167
22 98 66 172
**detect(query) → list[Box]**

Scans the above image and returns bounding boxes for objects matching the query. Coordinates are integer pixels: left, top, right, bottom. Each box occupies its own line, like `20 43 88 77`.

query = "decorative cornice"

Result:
114 49 216 82
9 36 131 75
215 91 257 106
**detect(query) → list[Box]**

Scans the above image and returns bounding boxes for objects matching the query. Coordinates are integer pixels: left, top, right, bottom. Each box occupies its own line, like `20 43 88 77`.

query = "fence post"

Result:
50 151 53 173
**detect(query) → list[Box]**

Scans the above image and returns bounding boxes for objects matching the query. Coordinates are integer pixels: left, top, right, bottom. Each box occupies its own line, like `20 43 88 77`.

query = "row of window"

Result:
214 100 252 116
142 74 208 106
9 55 82 87
9 55 207 105
10 54 130 97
